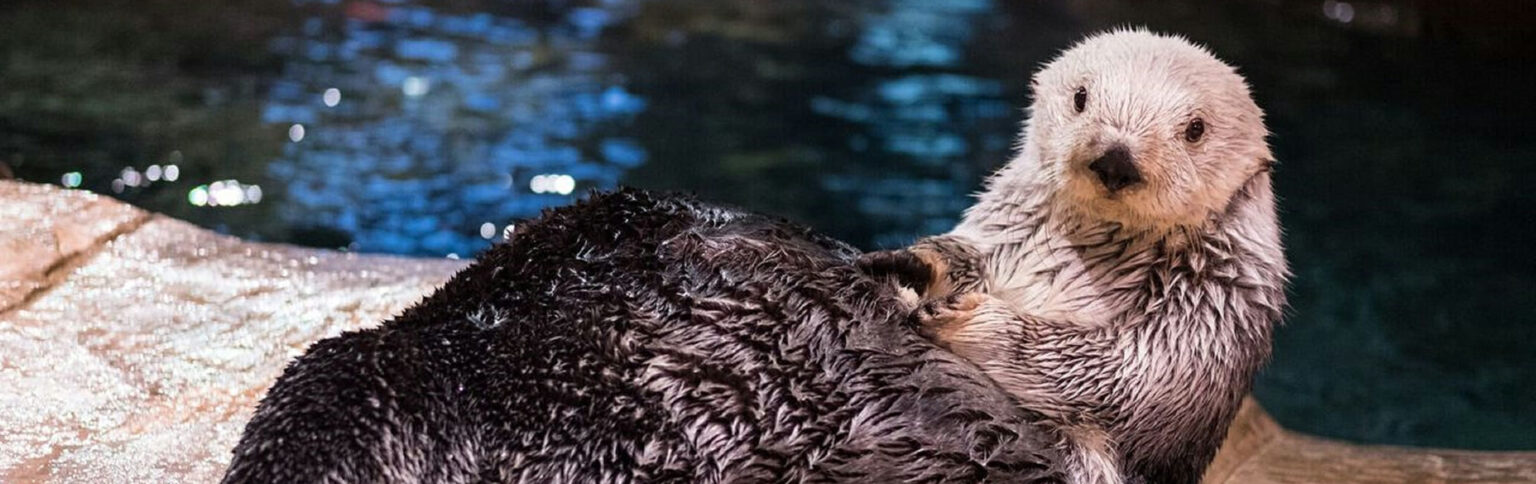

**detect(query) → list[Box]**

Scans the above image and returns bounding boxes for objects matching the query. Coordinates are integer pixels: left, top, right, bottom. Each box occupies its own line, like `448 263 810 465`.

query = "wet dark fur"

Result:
224 189 1071 483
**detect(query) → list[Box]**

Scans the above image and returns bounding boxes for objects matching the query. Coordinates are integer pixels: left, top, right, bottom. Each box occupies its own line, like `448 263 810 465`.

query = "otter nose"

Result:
1088 146 1141 193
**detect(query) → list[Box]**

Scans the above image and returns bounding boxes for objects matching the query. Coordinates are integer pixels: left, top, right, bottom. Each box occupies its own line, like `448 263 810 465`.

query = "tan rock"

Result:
1208 398 1536 483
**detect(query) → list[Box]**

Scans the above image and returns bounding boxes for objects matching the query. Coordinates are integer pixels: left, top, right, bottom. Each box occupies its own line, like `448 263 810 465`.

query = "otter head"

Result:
1023 29 1273 230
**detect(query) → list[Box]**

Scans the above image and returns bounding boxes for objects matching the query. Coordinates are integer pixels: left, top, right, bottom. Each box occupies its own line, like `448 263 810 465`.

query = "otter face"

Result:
1026 29 1273 228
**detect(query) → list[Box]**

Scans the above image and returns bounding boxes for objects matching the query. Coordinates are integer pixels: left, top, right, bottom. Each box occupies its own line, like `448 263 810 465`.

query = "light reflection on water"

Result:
252 0 1009 255
3 0 1534 451
263 0 647 254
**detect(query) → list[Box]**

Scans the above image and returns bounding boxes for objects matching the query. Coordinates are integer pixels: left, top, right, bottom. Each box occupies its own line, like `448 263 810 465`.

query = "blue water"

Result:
2 0 1532 449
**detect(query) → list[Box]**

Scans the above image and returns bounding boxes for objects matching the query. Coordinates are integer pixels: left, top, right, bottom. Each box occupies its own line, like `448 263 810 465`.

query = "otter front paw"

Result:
912 292 986 344
857 249 935 295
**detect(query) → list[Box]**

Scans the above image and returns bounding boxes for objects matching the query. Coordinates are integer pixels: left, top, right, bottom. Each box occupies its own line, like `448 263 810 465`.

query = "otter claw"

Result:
911 293 983 341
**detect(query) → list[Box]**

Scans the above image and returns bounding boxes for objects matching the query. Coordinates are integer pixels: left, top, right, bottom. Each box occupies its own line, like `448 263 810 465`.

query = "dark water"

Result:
3 0 1533 449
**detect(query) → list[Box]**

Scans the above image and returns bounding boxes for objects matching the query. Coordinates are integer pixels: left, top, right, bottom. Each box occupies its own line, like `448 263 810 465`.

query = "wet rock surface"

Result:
0 182 464 482
0 183 147 311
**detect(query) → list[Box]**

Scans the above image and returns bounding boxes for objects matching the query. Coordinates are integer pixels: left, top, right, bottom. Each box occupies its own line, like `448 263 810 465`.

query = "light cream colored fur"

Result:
904 28 1288 484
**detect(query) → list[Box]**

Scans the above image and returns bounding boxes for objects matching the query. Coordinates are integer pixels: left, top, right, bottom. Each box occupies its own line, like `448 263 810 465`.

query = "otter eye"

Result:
1185 118 1206 143
1073 87 1087 113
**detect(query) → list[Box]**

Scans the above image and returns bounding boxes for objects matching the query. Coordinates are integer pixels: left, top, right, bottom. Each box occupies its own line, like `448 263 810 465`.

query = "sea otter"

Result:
861 29 1288 484
223 189 1075 483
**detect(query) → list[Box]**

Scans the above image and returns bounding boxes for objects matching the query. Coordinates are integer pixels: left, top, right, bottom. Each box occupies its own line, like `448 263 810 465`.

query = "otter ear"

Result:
1256 155 1277 173
1253 137 1276 172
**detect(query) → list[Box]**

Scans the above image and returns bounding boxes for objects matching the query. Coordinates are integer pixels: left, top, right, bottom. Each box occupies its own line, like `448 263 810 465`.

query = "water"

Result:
3 0 1533 450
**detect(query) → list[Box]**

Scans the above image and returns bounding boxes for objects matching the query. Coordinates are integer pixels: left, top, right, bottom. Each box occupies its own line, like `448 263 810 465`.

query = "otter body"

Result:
225 189 1068 483
864 30 1288 483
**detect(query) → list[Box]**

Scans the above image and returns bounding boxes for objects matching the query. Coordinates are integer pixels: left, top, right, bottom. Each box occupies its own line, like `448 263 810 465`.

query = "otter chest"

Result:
979 234 1146 327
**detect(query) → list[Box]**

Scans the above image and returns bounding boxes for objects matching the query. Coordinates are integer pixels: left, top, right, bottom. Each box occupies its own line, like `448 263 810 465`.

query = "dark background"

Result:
3 0 1533 449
